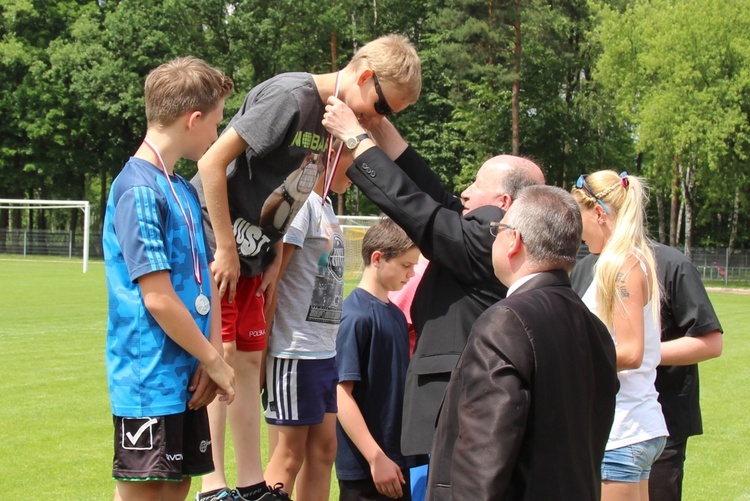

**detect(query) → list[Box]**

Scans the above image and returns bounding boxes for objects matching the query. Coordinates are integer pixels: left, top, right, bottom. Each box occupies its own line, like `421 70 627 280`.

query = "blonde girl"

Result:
572 170 668 501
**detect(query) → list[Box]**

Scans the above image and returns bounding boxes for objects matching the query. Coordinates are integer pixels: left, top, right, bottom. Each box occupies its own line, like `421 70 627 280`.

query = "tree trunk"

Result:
669 155 679 247
728 184 740 258
682 162 695 261
99 167 108 232
656 191 667 244
511 1 521 156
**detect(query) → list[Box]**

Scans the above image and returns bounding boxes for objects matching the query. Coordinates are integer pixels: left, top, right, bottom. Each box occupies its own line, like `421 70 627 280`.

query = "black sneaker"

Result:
256 483 292 501
195 487 234 501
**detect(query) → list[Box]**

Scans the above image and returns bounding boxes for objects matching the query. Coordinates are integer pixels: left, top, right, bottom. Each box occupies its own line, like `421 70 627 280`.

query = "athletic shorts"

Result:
602 436 667 483
112 407 213 481
263 356 338 425
221 274 266 351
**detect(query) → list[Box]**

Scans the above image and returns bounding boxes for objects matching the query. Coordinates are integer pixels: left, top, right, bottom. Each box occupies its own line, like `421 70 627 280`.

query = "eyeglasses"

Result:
372 73 394 116
489 221 516 237
575 174 610 214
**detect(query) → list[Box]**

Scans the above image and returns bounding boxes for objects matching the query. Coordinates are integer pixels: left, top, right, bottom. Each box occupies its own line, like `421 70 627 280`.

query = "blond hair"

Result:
572 170 660 329
348 34 422 104
145 56 234 126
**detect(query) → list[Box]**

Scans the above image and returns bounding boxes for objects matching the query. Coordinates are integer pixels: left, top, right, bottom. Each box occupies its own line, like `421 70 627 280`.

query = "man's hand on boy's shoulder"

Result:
187 364 219 409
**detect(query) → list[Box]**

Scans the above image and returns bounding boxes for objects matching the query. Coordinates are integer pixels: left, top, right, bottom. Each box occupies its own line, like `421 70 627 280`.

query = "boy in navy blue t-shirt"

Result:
103 57 235 501
335 218 421 501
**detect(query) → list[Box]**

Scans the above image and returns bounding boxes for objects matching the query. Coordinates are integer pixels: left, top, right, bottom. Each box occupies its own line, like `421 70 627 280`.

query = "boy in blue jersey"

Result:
335 218 421 501
103 57 236 501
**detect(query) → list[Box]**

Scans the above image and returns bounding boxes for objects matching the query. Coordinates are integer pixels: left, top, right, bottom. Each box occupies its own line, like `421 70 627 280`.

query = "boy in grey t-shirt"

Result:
192 35 422 501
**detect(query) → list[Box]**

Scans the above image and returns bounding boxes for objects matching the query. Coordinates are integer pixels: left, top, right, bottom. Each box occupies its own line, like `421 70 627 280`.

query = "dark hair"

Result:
361 217 416 265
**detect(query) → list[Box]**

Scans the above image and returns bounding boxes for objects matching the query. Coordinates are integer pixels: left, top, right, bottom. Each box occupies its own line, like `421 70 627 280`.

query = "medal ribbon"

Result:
142 138 203 288
322 71 344 204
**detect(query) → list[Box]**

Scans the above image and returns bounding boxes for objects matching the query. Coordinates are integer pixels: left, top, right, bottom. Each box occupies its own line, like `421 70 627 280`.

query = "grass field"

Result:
0 257 748 500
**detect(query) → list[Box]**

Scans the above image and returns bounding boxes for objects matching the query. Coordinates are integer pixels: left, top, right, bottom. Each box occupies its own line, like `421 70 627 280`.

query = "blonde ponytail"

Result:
573 171 660 329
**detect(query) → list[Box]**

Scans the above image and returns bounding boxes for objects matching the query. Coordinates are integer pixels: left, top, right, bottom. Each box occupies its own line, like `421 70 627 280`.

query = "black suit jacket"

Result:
427 271 618 500
347 146 508 455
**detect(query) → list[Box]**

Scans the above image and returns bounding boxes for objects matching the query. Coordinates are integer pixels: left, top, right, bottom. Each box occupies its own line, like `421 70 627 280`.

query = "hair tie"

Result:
620 171 629 189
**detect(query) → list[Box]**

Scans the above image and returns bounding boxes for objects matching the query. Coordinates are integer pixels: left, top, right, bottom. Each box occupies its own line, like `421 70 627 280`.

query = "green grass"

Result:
0 256 748 499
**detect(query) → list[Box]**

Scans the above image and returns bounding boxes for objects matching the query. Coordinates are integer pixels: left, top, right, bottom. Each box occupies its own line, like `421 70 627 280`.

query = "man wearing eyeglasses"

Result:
323 99 545 466
427 186 618 500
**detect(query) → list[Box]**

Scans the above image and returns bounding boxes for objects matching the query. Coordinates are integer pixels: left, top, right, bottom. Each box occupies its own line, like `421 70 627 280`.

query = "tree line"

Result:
1 0 748 257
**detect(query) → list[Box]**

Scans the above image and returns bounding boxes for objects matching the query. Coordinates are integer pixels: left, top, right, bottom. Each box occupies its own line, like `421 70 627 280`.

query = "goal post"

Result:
0 199 91 273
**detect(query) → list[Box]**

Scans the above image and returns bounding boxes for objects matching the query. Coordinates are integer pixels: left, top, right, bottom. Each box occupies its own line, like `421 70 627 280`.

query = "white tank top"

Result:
582 255 668 450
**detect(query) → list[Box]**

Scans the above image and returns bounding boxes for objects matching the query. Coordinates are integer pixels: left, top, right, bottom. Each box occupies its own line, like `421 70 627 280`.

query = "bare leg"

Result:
295 413 337 501
264 424 310 494
602 480 643 501
200 341 236 494
639 479 649 501
230 349 266 487
115 479 191 501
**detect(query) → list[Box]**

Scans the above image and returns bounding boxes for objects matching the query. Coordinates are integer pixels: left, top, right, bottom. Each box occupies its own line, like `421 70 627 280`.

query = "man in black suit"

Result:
322 99 545 460
427 185 619 500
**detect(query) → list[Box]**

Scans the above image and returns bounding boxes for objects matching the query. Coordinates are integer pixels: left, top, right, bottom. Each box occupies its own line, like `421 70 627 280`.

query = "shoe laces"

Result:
268 483 292 500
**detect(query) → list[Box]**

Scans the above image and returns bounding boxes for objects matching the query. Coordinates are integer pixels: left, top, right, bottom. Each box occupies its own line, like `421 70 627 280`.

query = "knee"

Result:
308 436 337 466
222 342 237 366
235 350 263 369
273 444 307 473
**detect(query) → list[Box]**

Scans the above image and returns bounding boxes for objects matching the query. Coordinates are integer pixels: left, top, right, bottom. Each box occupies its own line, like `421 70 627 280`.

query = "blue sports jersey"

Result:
103 157 214 417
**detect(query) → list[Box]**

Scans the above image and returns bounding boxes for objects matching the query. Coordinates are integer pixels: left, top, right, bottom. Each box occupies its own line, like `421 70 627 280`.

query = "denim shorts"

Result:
601 436 667 482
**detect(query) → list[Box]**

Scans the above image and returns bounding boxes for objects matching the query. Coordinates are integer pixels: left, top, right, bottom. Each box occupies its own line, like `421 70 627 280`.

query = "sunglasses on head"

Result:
575 174 610 214
372 73 393 116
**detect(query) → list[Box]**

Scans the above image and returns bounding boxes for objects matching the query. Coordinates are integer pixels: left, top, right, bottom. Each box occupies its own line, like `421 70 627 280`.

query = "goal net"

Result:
0 199 92 273
339 215 380 284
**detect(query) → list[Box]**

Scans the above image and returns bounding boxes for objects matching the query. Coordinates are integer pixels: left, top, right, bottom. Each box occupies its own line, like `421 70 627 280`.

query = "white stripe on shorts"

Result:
269 357 299 421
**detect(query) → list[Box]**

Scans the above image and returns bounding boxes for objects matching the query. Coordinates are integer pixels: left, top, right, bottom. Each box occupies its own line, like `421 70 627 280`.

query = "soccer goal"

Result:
339 215 380 283
0 199 91 273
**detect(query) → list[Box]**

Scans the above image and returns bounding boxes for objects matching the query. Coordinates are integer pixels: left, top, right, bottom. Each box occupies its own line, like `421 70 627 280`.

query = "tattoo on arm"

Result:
616 272 630 298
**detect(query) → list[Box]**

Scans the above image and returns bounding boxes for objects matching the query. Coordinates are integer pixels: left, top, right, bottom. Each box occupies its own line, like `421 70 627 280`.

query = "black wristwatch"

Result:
345 133 370 150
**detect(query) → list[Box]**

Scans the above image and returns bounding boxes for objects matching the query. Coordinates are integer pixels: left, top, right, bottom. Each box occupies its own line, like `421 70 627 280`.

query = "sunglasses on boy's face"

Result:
372 73 394 116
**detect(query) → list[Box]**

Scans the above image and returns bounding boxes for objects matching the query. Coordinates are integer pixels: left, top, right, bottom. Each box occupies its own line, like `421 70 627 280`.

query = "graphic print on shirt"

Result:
308 224 345 324
235 150 324 258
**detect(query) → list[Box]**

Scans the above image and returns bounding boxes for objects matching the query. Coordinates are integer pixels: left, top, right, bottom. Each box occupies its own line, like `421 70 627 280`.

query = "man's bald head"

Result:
460 155 545 214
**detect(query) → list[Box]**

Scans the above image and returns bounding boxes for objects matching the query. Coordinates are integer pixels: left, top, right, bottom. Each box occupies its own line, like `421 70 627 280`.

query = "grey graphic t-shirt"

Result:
191 72 329 277
269 192 344 359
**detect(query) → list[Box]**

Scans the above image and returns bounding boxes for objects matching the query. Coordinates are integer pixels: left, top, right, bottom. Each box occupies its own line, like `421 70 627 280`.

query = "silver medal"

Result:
195 293 210 315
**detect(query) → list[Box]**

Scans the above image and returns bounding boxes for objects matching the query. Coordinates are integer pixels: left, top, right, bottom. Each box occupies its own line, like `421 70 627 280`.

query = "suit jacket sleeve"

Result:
347 147 500 281
394 146 464 212
449 307 533 498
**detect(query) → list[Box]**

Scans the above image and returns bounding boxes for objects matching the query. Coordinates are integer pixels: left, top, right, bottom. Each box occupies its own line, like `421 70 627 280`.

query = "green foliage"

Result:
1 0 748 246
594 0 750 246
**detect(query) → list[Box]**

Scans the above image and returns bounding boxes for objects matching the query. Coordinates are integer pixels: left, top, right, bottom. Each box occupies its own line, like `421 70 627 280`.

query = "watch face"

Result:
346 137 358 149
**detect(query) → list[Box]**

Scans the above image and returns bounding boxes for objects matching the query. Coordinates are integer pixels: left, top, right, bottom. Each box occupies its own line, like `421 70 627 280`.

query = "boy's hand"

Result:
323 96 368 142
206 356 236 405
211 247 240 303
187 364 219 409
369 450 405 499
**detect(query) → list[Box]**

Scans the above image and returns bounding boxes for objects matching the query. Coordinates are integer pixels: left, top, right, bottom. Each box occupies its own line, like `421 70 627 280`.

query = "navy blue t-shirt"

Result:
335 287 412 480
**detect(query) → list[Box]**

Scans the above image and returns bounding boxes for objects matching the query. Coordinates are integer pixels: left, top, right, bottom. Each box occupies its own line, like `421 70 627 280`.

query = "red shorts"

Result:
221 274 267 351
